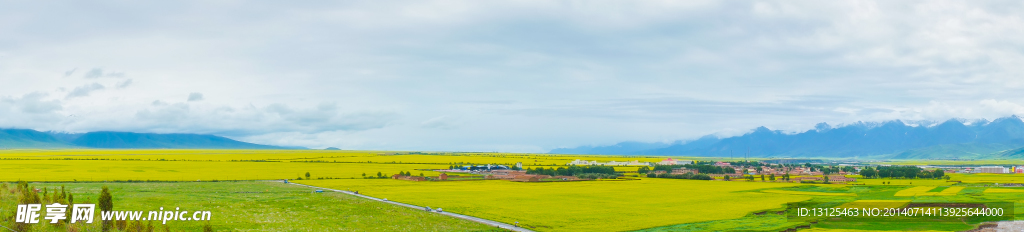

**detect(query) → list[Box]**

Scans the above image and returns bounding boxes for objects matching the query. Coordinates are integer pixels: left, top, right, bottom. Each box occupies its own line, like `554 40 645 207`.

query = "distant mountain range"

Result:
0 129 291 149
551 116 1024 159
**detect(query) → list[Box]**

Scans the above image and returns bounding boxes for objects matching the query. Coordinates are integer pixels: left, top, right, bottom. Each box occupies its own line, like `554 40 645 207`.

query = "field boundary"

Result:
286 181 533 232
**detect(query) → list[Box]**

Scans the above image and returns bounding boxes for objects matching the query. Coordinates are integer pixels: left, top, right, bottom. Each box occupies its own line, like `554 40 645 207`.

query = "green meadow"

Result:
0 181 496 232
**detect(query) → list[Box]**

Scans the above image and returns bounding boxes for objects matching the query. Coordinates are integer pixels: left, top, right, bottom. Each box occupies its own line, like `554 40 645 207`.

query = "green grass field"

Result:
0 181 496 231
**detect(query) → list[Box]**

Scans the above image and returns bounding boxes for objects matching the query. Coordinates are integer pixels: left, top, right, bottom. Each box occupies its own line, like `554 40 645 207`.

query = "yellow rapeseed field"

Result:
295 178 808 232
0 149 665 181
950 173 1024 184
760 189 856 196
838 200 910 209
983 188 1024 193
852 178 956 186
0 159 448 181
891 186 963 196
893 186 937 196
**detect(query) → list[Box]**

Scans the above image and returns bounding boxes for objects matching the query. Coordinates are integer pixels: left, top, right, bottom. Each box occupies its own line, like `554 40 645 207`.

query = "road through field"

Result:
286 181 533 232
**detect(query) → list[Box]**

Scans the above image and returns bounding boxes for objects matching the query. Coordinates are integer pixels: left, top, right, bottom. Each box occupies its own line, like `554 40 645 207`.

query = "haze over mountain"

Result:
0 129 288 149
552 116 1024 159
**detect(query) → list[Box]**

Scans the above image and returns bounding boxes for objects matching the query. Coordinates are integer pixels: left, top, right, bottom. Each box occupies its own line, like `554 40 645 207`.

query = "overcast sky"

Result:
3 1 1024 152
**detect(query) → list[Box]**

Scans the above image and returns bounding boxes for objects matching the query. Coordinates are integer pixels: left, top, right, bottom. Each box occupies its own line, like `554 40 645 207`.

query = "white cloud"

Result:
65 83 105 99
116 79 133 89
420 116 459 130
82 68 125 79
187 92 203 101
0 92 65 129
979 99 1024 116
2 92 62 114
124 101 397 136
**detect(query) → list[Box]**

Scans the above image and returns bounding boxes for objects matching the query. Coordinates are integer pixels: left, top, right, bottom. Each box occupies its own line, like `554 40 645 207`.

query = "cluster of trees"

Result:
1 182 206 232
727 161 765 167
576 173 622 179
5 182 81 231
814 165 856 175
859 166 946 179
526 166 618 177
395 171 424 177
646 172 713 180
361 172 391 179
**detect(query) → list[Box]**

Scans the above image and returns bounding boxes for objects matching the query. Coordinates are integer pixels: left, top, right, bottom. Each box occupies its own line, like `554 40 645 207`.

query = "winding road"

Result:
286 182 533 232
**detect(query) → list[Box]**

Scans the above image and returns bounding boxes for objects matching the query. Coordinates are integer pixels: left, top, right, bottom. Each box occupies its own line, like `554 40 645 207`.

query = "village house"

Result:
671 168 698 175
826 175 855 183
977 166 1009 174
628 160 654 166
709 173 744 180
512 176 541 182
656 158 693 165
486 170 528 180
507 174 552 182
392 174 426 181
567 159 651 166
553 176 579 181
791 176 822 182
603 161 630 166
569 159 593 164
485 170 575 182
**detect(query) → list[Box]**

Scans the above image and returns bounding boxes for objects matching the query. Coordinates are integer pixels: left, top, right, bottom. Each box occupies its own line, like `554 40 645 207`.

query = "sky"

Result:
3 1 1024 152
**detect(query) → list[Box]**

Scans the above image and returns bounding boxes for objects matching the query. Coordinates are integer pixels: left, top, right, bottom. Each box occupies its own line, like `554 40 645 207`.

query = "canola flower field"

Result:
4 149 1024 231
295 178 808 232
0 149 678 181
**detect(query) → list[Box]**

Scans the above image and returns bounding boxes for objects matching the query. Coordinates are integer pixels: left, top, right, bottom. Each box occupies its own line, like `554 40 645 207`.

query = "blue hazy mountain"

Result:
551 116 1024 158
69 131 284 149
0 129 288 149
550 141 676 154
0 129 76 148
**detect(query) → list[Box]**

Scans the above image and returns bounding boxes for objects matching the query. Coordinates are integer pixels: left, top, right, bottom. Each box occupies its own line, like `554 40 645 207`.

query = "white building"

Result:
657 158 692 165
567 159 650 166
603 161 629 166
977 166 1008 174
628 160 653 166
567 159 594 165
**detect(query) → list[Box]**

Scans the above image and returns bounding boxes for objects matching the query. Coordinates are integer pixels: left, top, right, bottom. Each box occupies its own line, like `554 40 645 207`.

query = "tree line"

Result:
645 172 713 180
858 166 946 179
0 182 214 232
